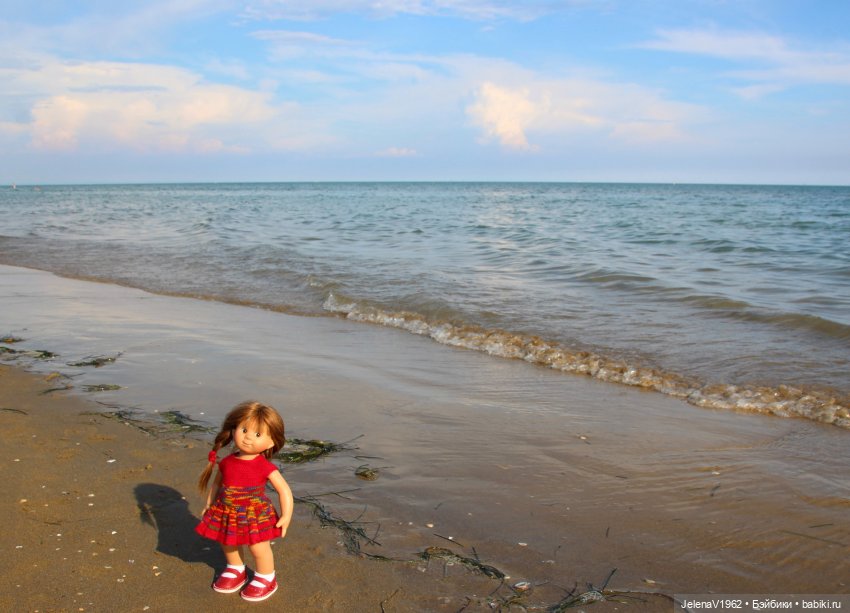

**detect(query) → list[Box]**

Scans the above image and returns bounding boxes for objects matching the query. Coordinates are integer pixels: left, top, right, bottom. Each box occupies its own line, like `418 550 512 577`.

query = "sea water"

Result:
1 182 848 426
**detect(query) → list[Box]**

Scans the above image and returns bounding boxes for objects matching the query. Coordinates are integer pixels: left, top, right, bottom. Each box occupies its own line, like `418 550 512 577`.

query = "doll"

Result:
196 401 293 602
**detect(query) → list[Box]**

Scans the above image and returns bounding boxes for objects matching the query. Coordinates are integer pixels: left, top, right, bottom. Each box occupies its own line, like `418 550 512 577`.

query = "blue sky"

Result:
1 0 849 184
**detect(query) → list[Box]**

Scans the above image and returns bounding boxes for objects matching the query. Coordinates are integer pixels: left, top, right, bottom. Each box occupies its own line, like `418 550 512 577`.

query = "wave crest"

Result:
324 293 850 429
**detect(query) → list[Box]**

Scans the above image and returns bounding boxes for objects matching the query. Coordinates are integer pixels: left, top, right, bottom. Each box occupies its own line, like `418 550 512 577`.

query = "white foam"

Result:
323 294 850 429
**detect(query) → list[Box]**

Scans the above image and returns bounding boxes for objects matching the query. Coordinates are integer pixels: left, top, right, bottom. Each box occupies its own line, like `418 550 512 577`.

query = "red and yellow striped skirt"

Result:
195 485 282 546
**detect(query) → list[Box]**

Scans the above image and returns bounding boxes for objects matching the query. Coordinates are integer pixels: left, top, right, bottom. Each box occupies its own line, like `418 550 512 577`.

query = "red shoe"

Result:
240 576 278 602
212 567 248 593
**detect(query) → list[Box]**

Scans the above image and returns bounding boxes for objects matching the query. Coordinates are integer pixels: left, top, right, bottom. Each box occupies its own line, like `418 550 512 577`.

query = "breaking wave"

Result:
324 293 850 429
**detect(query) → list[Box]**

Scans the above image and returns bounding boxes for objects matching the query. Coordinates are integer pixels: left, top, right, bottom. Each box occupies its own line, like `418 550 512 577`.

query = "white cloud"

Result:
205 59 252 81
251 29 362 61
251 30 357 46
642 29 790 62
2 58 312 153
241 0 583 21
0 0 228 59
731 83 785 101
376 146 417 157
467 77 701 151
641 29 850 96
467 82 538 150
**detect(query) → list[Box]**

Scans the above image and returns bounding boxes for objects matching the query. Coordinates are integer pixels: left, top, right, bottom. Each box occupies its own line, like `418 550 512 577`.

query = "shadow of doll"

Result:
134 482 219 571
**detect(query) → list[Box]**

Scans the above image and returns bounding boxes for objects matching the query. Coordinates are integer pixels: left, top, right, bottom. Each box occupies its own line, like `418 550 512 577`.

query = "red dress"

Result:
195 454 283 546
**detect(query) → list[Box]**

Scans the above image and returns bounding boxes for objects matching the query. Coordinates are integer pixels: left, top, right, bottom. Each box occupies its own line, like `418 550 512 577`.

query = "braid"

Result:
197 427 234 492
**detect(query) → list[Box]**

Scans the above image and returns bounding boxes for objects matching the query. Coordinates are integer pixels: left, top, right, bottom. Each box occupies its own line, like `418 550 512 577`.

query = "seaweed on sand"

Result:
159 410 214 434
547 569 642 611
295 493 388 558
38 371 75 395
0 336 55 361
0 346 57 360
453 567 663 612
91 403 213 437
419 546 506 580
354 464 380 480
1 407 28 414
40 383 73 395
95 405 142 423
67 353 122 367
83 384 122 392
276 435 361 464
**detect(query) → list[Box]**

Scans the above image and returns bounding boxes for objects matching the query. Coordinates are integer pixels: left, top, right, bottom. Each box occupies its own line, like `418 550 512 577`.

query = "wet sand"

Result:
2 264 849 611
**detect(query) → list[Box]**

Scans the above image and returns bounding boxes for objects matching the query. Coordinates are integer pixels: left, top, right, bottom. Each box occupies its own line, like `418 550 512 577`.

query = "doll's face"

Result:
232 419 275 456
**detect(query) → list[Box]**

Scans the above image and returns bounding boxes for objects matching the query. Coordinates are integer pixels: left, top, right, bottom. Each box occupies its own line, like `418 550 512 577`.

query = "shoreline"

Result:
4 254 848 430
3 264 850 610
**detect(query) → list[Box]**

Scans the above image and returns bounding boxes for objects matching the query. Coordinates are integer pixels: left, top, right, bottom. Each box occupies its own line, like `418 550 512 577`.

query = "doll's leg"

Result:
240 541 278 601
248 541 274 575
212 544 249 593
221 544 245 566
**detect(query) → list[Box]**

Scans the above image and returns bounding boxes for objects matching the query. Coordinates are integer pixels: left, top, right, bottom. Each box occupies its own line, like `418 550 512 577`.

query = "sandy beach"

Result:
2 264 849 612
1 364 562 612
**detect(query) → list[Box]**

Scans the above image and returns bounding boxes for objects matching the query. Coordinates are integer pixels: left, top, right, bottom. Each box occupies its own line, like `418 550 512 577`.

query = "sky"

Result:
1 0 849 185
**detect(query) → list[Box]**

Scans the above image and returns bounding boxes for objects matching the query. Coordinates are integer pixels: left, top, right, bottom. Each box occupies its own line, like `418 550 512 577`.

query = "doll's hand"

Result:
276 517 288 537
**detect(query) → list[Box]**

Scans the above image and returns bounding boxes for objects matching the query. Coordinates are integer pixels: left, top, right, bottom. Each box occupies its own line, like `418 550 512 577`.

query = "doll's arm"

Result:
204 470 222 512
268 470 294 537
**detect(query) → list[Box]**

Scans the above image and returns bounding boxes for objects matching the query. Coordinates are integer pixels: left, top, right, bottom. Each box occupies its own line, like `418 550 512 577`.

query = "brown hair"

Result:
197 400 286 493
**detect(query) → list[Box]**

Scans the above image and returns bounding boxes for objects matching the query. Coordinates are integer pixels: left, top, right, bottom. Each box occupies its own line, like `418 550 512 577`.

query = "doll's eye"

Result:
254 432 261 438
241 428 248 433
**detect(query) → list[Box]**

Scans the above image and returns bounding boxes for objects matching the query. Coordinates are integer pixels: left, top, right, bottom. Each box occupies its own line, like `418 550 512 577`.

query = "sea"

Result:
1 182 848 427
